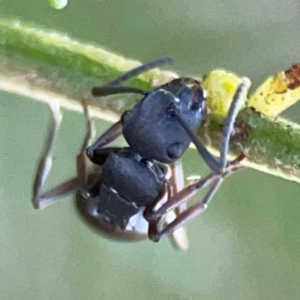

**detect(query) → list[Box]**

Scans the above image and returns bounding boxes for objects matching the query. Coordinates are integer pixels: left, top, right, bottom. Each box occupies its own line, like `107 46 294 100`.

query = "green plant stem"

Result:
199 110 300 183
0 20 174 116
1 19 300 183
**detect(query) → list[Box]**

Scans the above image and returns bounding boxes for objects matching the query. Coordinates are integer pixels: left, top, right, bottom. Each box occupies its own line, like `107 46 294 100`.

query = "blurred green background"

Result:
1 1 300 299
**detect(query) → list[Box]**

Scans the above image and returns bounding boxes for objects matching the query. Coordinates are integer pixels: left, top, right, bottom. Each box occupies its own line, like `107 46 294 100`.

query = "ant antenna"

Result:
106 56 172 86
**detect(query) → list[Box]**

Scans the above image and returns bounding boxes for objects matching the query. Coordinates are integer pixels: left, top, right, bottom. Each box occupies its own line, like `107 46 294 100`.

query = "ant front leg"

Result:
146 153 245 243
86 119 123 157
164 161 190 250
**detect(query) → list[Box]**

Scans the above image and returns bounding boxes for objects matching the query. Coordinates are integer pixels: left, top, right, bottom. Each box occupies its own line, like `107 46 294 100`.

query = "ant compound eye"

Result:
167 142 184 160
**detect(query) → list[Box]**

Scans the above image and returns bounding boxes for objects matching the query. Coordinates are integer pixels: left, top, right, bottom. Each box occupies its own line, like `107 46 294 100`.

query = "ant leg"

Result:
92 86 147 98
174 78 251 174
32 101 62 208
165 161 190 250
77 99 97 195
147 154 245 242
170 161 187 214
151 177 222 242
86 119 123 157
147 153 244 221
219 78 251 169
167 161 201 223
33 178 79 209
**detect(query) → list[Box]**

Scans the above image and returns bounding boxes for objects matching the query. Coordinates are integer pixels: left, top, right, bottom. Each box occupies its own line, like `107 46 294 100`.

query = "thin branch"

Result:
1 19 300 183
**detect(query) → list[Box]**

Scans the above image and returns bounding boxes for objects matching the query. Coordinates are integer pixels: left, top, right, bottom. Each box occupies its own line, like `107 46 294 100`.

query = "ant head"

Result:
122 78 206 163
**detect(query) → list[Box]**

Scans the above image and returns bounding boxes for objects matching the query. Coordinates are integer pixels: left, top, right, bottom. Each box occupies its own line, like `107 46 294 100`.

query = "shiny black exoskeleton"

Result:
121 78 205 162
85 148 166 229
33 57 248 249
82 57 247 243
85 67 207 239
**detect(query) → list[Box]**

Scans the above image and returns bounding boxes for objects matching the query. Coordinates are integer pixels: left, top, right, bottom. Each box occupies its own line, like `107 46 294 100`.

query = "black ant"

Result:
32 57 249 250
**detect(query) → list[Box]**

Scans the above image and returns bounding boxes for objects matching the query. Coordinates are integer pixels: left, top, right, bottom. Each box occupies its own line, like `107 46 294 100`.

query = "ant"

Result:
32 57 249 250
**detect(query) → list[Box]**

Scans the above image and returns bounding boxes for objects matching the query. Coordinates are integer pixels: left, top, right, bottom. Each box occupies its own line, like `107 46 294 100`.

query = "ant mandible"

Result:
32 57 249 250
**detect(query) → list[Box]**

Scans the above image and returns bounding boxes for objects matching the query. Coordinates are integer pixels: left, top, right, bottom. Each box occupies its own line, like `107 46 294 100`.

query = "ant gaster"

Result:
33 57 249 250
